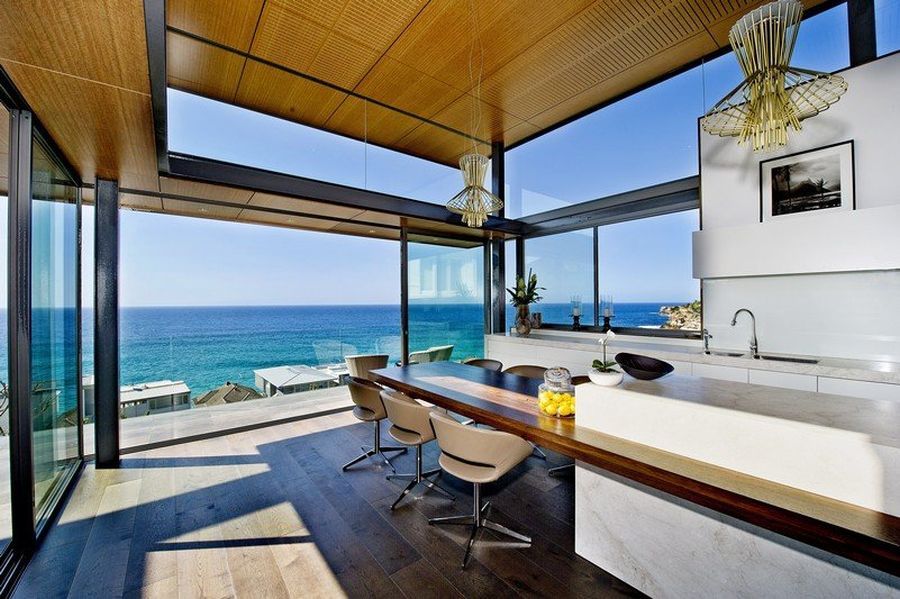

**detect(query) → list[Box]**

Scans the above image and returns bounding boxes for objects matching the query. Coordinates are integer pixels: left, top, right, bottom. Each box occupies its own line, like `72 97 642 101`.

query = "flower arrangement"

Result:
592 331 619 373
506 269 544 307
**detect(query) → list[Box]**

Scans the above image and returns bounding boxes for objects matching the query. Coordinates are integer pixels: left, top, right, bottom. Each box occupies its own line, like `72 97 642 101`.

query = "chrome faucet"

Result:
730 308 759 359
702 328 713 354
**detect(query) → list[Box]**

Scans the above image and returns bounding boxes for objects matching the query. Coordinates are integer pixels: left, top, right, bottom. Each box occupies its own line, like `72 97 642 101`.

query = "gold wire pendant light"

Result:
446 0 503 228
446 154 503 227
702 0 848 152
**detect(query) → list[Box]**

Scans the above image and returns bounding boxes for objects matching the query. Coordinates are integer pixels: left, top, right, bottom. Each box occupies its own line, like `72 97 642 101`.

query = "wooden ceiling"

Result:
1 0 829 238
167 0 828 166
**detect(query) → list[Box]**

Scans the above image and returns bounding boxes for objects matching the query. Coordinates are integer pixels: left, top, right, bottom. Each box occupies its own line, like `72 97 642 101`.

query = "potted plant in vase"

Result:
589 331 624 386
507 269 544 336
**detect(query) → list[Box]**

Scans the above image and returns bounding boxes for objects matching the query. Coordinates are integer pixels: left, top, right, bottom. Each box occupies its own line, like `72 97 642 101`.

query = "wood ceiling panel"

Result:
306 32 382 89
324 96 422 147
237 208 340 231
385 0 593 92
430 94 524 143
247 192 366 220
160 177 254 204
167 0 265 51
0 0 149 94
526 32 717 131
162 198 244 220
249 0 332 75
353 56 464 118
0 60 158 191
394 122 490 166
351 211 401 227
329 221 400 241
234 60 347 127
120 192 164 213
167 32 245 101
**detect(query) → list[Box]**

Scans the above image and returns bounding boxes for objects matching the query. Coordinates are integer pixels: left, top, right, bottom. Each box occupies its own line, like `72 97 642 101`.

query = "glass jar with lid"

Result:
537 367 575 418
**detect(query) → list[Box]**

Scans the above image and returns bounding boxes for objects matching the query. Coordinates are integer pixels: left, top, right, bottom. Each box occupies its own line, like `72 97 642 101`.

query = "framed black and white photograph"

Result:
759 140 855 223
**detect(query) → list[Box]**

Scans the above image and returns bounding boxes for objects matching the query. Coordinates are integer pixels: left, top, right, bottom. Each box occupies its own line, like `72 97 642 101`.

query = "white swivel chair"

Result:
427 411 533 568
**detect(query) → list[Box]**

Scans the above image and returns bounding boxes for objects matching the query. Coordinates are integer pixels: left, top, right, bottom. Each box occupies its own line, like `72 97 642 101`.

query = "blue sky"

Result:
39 4 862 307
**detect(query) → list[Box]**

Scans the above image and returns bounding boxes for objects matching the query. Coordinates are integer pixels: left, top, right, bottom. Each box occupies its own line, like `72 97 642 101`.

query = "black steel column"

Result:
400 226 410 366
8 109 36 551
489 142 507 334
848 0 877 66
515 237 525 282
593 226 600 328
94 178 120 467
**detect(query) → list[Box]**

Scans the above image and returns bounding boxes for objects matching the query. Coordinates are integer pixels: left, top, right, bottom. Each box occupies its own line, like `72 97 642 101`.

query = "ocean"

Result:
0 302 681 400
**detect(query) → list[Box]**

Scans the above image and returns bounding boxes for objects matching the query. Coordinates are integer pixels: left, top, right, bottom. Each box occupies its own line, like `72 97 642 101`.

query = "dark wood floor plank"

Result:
13 413 638 599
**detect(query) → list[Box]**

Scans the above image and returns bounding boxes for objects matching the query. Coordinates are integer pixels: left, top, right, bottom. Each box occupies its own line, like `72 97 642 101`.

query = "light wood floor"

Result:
13 411 641 598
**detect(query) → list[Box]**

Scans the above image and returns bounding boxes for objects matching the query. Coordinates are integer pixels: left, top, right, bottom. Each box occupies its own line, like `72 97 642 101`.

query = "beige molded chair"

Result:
342 377 407 471
344 354 389 380
407 349 434 365
463 358 503 372
502 365 549 459
428 411 532 568
428 344 454 362
381 389 454 510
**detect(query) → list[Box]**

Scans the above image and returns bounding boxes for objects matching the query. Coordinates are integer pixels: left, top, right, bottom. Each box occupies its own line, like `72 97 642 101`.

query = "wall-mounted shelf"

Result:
692 204 900 279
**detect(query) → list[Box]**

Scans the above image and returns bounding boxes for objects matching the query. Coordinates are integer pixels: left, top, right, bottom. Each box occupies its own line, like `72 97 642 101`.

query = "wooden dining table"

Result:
370 361 900 575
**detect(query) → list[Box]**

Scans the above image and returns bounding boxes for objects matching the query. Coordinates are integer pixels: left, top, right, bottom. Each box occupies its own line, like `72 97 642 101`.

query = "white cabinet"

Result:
817 377 900 402
749 369 817 392
692 363 749 383
668 360 693 376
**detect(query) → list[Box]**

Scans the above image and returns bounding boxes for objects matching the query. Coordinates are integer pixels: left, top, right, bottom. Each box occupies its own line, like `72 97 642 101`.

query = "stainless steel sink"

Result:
759 355 819 364
709 351 746 358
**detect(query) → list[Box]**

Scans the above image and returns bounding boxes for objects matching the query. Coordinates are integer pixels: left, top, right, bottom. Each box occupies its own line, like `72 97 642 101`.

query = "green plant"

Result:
591 359 618 373
593 331 619 373
506 269 544 307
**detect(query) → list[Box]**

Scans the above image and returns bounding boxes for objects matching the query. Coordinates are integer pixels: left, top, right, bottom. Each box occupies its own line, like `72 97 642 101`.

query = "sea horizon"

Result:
0 301 695 401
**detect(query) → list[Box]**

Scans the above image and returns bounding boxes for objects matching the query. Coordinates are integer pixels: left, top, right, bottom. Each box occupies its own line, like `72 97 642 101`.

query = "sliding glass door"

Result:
407 239 485 362
29 137 80 526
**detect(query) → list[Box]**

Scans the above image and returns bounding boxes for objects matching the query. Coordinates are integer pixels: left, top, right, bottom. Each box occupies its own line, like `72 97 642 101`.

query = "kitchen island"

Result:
574 375 900 597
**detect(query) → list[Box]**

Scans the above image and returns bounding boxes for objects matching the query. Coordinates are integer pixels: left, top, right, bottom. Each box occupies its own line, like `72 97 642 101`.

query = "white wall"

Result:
699 54 900 361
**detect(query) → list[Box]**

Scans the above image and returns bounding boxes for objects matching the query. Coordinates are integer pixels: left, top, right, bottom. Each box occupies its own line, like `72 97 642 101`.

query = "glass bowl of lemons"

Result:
537 367 575 418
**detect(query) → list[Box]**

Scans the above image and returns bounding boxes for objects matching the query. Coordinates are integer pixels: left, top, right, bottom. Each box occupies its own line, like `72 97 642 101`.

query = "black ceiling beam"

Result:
848 0 877 66
166 152 525 236
520 176 699 238
143 0 169 172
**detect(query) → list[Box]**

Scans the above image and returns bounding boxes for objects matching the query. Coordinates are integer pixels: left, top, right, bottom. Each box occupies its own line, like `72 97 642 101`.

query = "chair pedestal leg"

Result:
548 463 575 477
387 445 454 509
429 482 531 568
342 421 406 472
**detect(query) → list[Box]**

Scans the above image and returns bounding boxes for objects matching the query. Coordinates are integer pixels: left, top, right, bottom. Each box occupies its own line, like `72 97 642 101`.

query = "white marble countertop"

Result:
576 375 900 515
489 331 900 385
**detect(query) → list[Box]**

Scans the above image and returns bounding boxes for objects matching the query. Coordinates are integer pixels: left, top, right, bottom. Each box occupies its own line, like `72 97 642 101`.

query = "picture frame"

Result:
759 140 855 223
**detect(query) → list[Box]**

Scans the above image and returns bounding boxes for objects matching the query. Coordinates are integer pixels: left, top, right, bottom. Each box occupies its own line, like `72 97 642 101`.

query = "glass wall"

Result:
30 137 80 524
116 209 400 448
0 103 10 552
408 241 484 361
598 210 700 330
168 89 462 205
519 229 594 326
877 0 900 55
506 2 851 220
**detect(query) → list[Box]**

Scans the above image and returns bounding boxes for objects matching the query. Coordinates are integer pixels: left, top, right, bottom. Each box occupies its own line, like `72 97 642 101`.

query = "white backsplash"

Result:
703 270 900 363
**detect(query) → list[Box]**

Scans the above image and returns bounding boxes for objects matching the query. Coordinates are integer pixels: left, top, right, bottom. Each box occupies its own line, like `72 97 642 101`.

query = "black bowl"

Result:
615 353 674 380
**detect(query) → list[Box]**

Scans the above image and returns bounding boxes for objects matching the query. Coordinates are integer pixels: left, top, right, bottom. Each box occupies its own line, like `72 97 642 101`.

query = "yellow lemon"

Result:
544 403 558 416
538 391 550 401
558 404 572 417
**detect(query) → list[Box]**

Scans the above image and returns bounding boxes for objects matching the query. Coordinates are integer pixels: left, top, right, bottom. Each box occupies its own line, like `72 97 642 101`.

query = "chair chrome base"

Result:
386 445 454 509
530 443 548 460
548 463 574 477
342 421 407 472
428 482 531 568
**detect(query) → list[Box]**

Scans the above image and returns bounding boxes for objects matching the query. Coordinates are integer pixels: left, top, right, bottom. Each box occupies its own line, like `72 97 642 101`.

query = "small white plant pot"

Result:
588 368 623 387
